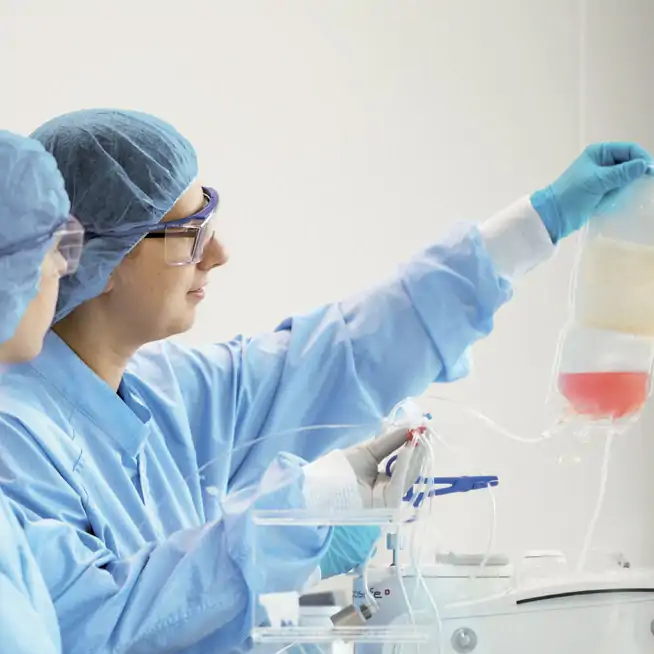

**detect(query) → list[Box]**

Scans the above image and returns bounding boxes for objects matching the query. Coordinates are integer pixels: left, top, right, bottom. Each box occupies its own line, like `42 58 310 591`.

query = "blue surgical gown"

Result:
0 491 61 653
0 198 554 653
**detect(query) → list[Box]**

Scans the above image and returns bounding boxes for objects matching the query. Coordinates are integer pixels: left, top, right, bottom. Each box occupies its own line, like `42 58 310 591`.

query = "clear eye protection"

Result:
144 187 219 266
53 215 85 276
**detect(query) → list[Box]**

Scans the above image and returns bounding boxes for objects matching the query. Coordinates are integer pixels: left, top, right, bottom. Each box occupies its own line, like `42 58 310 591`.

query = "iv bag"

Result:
555 175 654 422
557 326 653 420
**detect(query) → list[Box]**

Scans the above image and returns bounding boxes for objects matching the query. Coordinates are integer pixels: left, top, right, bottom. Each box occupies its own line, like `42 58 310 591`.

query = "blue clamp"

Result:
385 454 499 508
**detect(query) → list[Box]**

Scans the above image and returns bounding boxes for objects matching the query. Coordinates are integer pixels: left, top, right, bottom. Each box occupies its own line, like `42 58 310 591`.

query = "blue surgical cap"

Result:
31 109 198 321
0 131 70 344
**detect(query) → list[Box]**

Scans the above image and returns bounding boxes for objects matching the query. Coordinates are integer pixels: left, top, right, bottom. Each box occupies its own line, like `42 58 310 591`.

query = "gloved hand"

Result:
318 425 426 579
530 142 653 244
320 525 381 579
343 425 426 509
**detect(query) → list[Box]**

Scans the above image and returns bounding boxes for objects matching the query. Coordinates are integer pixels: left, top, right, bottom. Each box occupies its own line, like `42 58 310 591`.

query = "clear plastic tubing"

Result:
557 172 654 421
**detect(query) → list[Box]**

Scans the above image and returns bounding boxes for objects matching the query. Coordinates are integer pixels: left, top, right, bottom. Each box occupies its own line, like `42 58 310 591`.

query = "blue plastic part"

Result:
404 475 499 508
384 454 398 477
385 454 499 508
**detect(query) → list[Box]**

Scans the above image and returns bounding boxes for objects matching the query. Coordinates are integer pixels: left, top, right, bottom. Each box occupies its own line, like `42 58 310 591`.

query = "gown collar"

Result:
29 331 153 458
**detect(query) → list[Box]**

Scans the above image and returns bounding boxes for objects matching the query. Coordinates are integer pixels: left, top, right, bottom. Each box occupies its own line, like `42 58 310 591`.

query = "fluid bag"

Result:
556 175 654 421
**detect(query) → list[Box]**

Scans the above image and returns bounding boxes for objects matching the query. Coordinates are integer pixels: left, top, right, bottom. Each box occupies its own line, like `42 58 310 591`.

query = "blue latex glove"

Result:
530 142 653 244
320 525 381 578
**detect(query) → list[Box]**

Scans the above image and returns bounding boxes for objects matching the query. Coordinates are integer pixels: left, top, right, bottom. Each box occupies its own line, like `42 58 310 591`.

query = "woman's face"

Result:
101 181 228 345
0 239 67 363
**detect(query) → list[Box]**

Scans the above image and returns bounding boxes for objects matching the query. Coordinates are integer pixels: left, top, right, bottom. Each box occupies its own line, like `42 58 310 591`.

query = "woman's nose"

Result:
197 234 228 271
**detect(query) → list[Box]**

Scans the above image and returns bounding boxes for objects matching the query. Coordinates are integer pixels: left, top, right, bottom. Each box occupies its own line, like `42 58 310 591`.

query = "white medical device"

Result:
349 551 654 653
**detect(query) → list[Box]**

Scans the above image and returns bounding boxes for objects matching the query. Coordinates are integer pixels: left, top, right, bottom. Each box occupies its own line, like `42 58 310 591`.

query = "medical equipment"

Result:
350 552 654 654
253 433 654 654
385 451 498 508
249 386 647 654
251 410 499 648
554 174 654 422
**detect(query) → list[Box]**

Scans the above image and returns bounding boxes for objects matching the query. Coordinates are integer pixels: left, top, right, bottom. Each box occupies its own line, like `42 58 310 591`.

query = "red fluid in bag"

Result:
558 371 650 420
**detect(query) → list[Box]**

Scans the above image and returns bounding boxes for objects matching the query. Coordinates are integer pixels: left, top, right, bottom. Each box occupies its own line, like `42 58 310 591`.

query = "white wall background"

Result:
1 0 653 568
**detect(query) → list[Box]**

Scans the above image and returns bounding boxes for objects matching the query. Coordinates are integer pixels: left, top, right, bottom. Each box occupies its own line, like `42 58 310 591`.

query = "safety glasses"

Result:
54 215 85 276
144 187 219 266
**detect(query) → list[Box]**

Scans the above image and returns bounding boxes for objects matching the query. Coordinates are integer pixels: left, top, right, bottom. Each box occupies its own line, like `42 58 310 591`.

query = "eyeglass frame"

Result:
54 214 85 276
143 186 219 266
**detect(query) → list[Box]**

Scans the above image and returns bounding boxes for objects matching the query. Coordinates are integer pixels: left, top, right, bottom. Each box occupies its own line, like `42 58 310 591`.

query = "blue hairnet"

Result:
0 131 70 344
31 109 198 321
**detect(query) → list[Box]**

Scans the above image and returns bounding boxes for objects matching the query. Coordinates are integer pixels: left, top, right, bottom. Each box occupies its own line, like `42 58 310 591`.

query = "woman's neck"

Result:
53 305 140 392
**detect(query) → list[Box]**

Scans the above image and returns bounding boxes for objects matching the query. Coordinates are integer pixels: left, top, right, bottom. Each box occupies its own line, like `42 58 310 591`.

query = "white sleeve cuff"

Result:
479 195 555 282
302 450 364 513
